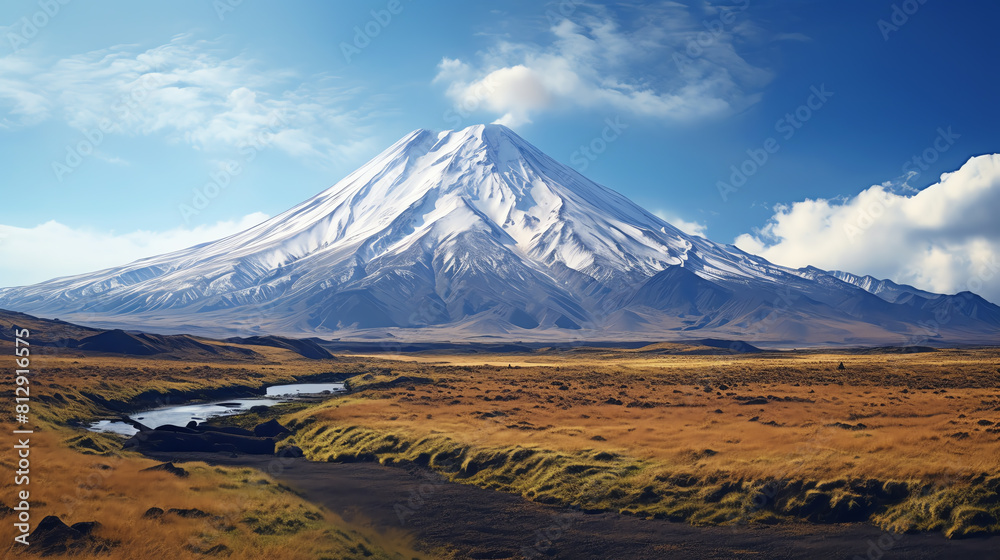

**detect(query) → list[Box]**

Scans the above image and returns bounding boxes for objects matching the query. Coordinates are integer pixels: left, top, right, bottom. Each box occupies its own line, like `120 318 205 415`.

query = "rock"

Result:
186 420 199 429
167 508 211 518
141 462 189 478
740 398 769 405
69 521 101 536
626 400 656 409
154 424 201 434
28 515 104 555
142 507 164 519
124 430 277 454
825 422 868 431
198 424 255 437
277 445 304 458
215 443 239 457
120 416 151 432
253 419 291 438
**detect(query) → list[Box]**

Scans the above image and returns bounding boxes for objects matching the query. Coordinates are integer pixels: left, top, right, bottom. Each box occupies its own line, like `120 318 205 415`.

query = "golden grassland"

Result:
3 338 1000 557
0 341 436 559
284 347 1000 537
0 423 429 560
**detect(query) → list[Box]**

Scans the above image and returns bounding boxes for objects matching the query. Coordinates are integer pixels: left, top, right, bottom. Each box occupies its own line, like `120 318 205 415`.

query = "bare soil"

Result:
149 451 1000 560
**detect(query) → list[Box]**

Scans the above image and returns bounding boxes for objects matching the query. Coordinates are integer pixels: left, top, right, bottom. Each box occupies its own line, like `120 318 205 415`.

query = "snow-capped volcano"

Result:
1 124 997 346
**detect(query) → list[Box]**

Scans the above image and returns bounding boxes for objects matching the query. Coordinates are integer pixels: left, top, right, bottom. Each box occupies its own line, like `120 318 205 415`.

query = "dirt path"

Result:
149 451 1000 560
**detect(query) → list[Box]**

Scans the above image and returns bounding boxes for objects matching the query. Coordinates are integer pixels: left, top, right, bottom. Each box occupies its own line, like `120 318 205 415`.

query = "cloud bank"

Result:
0 213 269 288
736 154 1000 304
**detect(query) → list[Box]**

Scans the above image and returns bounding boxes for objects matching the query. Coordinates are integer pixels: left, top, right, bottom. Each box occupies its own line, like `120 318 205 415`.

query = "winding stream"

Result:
88 381 345 436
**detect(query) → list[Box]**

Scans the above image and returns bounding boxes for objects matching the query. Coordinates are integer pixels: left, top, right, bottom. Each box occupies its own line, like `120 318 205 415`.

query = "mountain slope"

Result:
0 309 338 360
0 124 997 346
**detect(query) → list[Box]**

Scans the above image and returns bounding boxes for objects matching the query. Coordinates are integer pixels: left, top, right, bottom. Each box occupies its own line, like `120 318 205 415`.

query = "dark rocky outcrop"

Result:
825 422 868 431
124 425 277 455
153 424 201 434
123 415 300 457
253 419 291 438
166 508 211 518
70 521 101 536
141 462 189 477
27 515 109 556
198 423 255 437
277 445 304 458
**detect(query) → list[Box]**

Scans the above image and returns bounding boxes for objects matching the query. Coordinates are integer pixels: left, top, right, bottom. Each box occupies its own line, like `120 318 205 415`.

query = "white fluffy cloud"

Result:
434 4 773 127
0 35 376 162
735 155 1000 304
0 213 269 288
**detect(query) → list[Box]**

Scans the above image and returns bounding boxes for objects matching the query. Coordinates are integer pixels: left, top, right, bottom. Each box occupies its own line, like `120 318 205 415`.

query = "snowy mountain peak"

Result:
1 125 997 345
260 122 695 282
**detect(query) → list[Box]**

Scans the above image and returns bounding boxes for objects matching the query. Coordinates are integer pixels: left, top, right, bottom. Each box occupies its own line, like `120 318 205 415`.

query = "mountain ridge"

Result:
1 124 997 346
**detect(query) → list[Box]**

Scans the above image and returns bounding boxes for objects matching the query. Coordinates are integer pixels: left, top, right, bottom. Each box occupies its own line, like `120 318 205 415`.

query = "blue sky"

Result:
2 1 999 301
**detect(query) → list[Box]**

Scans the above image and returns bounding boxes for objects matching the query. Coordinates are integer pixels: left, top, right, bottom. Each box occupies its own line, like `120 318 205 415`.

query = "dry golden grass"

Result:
0 340 436 559
5 336 1000 545
0 421 431 559
299 349 1000 479
286 347 1000 536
